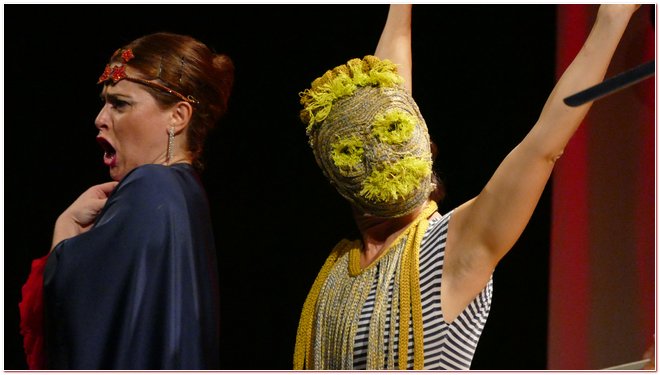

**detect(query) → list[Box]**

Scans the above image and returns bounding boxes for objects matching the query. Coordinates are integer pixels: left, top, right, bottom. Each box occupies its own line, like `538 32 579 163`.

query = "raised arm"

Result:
375 4 413 92
449 6 639 274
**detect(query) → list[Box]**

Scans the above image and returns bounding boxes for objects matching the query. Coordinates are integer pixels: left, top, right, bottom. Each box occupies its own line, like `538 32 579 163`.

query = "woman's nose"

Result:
95 105 109 130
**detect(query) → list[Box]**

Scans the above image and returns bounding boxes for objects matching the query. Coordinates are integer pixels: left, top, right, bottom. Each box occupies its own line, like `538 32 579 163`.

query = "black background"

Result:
5 4 556 369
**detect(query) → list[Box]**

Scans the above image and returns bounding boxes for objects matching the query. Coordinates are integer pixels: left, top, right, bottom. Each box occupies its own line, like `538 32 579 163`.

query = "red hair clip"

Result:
121 49 134 62
97 48 134 84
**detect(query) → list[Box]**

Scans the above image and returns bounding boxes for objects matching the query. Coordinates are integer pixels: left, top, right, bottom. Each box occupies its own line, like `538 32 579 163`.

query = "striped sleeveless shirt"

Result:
351 211 493 369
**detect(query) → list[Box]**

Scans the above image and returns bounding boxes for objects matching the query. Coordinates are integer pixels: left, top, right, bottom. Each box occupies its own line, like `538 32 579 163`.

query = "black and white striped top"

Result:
353 211 493 369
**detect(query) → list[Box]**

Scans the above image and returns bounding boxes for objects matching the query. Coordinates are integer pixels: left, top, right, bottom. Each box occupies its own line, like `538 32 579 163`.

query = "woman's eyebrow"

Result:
99 92 132 101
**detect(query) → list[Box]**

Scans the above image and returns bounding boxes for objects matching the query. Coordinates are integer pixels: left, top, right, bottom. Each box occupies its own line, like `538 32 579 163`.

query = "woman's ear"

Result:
170 101 193 134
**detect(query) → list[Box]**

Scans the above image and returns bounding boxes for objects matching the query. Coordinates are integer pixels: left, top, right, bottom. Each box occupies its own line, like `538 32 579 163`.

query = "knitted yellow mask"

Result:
300 56 433 218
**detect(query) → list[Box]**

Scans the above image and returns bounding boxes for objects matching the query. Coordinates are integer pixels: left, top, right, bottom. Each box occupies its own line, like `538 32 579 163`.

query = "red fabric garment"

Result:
19 255 48 370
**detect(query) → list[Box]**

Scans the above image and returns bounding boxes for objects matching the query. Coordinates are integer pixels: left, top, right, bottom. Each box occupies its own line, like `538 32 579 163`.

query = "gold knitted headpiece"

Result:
300 56 433 218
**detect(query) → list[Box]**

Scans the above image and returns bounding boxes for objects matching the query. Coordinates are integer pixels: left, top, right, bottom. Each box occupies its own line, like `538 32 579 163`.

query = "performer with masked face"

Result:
293 4 640 370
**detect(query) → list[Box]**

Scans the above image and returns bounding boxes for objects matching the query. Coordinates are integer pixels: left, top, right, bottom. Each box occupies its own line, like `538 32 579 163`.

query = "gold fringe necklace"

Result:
294 200 437 369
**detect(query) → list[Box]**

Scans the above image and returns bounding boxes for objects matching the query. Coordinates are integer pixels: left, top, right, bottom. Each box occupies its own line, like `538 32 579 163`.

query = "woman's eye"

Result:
104 98 129 111
111 99 127 109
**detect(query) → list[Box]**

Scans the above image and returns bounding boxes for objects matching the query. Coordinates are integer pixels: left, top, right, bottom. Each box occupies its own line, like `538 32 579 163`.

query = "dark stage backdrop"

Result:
5 4 557 369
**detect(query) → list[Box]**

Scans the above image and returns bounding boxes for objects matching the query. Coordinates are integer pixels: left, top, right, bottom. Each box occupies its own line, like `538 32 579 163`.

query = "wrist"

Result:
596 5 636 26
51 213 80 251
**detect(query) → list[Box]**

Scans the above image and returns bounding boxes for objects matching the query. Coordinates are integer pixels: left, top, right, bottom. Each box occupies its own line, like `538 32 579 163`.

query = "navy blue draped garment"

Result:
43 163 219 369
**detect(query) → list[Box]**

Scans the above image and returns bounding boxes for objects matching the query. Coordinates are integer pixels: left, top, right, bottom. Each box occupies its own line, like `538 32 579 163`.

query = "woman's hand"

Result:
51 181 118 251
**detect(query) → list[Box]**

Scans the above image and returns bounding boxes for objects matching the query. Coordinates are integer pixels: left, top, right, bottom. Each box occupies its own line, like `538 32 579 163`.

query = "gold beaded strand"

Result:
293 201 438 370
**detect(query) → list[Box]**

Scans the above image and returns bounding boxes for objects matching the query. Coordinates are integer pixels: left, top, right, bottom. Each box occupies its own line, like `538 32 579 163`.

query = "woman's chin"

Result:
108 166 125 182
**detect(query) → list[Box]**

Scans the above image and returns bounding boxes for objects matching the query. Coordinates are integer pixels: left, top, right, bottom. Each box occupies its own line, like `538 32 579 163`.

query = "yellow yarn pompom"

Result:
371 108 416 144
330 136 364 171
359 156 432 203
300 56 404 134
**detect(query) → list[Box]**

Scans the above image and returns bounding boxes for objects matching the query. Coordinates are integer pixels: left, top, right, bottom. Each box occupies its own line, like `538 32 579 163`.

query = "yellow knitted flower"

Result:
330 136 364 172
359 156 432 203
371 108 416 144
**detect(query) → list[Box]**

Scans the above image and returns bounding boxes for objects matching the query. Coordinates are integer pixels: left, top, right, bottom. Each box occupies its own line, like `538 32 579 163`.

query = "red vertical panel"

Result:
548 4 592 370
549 5 656 369
634 15 656 347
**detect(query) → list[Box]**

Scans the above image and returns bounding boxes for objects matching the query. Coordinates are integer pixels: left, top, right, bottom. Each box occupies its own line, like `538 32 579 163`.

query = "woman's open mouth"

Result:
96 136 117 167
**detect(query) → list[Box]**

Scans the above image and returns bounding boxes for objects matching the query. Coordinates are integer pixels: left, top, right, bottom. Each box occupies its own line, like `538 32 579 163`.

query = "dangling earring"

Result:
167 126 175 165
